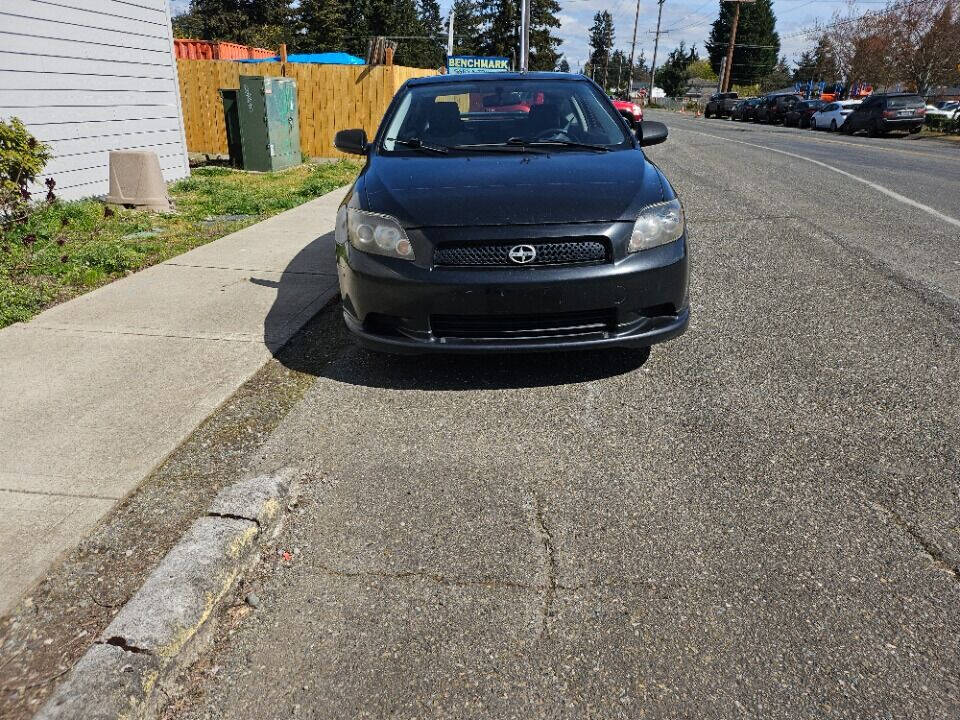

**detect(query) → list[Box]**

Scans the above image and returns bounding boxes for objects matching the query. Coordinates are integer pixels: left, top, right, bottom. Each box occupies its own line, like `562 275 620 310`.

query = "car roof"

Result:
406 71 584 87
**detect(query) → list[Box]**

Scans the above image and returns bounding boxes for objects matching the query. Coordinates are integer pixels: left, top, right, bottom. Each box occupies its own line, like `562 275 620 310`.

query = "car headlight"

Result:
344 208 414 260
628 199 685 253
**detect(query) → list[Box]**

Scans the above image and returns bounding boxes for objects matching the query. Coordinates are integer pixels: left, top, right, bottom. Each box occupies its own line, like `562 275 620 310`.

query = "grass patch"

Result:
0 161 360 328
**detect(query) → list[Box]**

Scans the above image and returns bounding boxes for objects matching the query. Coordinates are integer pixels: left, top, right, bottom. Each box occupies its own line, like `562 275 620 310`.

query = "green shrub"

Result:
0 117 52 227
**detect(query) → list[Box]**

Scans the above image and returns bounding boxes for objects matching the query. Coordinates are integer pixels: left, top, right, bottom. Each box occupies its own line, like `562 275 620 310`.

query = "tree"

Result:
296 0 347 54
557 56 571 72
530 0 563 71
631 50 650 88
706 0 780 86
792 36 839 84
480 0 519 64
172 0 295 48
363 0 443 67
823 0 959 94
687 58 718 81
657 42 699 97
451 0 485 56
759 55 792 92
412 0 446 68
588 11 615 87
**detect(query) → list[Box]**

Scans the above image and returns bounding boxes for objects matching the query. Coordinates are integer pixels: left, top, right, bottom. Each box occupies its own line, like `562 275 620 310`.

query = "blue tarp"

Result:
236 52 365 65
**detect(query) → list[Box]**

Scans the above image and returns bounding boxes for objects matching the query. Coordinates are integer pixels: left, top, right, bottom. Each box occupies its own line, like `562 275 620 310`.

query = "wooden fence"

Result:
176 60 436 158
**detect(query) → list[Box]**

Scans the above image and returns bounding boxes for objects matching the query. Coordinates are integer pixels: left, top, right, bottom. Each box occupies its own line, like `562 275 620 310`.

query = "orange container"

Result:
174 39 276 61
174 39 215 60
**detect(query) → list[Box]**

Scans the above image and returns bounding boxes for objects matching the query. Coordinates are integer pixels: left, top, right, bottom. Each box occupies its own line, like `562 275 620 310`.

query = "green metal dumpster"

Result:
235 75 301 171
219 89 244 168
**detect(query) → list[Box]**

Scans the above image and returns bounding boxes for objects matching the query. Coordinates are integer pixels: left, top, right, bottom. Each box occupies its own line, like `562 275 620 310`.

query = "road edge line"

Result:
674 125 960 231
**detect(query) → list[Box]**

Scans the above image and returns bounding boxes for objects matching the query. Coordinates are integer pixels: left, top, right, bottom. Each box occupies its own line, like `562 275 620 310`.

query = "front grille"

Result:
434 239 608 267
431 309 616 340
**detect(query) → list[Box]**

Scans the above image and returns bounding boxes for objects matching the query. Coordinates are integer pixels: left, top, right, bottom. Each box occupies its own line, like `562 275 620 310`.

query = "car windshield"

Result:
380 79 632 153
887 95 923 109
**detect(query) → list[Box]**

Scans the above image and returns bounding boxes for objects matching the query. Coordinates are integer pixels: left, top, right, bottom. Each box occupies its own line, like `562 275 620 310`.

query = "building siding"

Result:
0 0 190 200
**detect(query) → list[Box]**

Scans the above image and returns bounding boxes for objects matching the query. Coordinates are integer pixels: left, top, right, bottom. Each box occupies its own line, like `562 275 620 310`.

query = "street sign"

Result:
446 55 511 74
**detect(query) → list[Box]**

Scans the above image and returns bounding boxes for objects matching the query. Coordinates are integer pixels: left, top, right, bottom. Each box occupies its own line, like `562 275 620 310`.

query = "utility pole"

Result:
627 0 641 99
446 10 455 58
649 0 666 99
520 0 531 72
721 0 744 93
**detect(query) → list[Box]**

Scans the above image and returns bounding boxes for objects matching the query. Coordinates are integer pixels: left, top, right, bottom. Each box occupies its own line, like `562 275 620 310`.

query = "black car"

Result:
754 93 799 124
704 92 739 119
332 72 689 354
784 99 824 128
842 93 926 136
732 97 760 121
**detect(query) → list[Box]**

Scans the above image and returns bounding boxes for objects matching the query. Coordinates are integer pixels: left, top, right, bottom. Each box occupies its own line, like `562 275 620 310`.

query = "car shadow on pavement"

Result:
264 236 650 391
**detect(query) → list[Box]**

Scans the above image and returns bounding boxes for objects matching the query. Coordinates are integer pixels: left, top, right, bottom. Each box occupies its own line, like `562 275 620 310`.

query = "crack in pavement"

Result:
101 636 152 656
533 497 558 637
869 501 960 582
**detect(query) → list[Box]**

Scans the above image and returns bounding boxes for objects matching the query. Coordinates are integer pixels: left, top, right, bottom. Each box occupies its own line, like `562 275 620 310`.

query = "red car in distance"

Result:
611 98 643 127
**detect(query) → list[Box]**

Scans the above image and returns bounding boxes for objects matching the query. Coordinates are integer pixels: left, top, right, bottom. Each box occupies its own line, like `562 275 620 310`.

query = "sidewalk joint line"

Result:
23 324 265 343
0 486 120 501
163 261 338 277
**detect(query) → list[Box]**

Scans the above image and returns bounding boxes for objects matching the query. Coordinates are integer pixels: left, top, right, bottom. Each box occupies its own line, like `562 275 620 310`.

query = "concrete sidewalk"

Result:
0 185 348 615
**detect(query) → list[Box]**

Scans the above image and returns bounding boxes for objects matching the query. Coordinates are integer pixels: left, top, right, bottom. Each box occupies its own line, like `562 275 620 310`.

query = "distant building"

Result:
0 1 189 200
683 77 716 99
927 86 960 102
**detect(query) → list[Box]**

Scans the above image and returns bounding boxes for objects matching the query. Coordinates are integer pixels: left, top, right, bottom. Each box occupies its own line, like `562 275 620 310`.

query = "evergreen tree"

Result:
172 0 294 47
530 0 562 71
451 0 485 55
342 0 370 58
412 0 445 68
792 36 839 83
657 42 699 97
759 55 792 91
481 0 520 64
588 11 615 87
296 0 347 53
706 0 780 85
172 0 247 41
632 49 650 86
610 49 628 92
557 56 571 72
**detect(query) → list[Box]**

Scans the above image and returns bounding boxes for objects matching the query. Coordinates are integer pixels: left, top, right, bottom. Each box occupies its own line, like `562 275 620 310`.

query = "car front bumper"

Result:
337 236 690 354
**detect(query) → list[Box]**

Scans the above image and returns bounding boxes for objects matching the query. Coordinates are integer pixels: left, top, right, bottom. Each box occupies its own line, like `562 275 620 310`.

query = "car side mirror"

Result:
334 129 368 155
636 121 668 147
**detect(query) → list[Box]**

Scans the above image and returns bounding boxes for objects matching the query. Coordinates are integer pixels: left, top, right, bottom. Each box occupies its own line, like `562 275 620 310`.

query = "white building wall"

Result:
0 0 190 200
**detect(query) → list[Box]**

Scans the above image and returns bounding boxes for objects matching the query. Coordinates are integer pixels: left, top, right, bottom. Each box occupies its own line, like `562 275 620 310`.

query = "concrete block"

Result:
35 643 160 720
207 467 297 526
99 516 258 658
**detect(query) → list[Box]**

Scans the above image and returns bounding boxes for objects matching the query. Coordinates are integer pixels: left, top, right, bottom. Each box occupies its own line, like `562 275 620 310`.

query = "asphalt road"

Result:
168 112 960 719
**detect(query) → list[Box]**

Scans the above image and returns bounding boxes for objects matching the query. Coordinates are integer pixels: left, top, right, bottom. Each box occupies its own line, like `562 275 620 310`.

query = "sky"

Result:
168 0 869 71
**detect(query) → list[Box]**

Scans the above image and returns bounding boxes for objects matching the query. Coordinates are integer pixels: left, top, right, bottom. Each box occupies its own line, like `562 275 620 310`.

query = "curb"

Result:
35 468 300 720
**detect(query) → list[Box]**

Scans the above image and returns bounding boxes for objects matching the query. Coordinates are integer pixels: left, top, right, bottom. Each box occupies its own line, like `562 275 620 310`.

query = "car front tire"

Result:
830 119 837 132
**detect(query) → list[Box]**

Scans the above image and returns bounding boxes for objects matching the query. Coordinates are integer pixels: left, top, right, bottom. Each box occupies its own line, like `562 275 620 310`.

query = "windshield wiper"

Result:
505 137 610 152
386 137 448 154
446 142 545 153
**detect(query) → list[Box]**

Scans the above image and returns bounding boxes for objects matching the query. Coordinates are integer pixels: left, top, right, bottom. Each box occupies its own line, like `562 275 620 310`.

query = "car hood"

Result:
361 150 664 227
